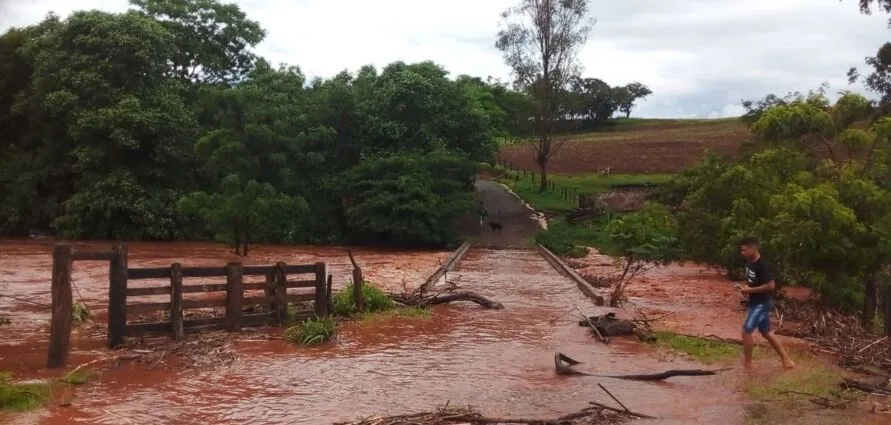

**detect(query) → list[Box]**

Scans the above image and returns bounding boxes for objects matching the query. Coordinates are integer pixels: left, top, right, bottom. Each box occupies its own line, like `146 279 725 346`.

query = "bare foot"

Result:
742 359 753 369
782 360 796 369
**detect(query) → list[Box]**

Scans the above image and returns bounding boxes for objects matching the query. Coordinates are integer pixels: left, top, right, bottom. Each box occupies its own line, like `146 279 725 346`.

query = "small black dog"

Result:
489 221 503 233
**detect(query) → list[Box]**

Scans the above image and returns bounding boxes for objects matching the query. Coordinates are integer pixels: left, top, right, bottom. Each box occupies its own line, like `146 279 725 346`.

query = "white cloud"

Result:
1 0 889 118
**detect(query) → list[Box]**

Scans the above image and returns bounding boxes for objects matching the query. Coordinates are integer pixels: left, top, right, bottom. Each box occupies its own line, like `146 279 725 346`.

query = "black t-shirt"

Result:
745 257 773 306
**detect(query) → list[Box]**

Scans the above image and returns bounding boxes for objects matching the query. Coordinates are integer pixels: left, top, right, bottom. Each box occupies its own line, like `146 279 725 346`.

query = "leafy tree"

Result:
0 15 62 234
739 83 828 124
856 0 891 24
668 90 891 326
562 78 652 126
179 175 307 255
848 0 891 114
567 77 617 122
496 0 595 192
184 63 320 251
603 203 681 306
849 43 891 115
11 11 197 239
354 61 498 163
129 0 265 85
0 1 511 252
483 78 537 137
613 82 652 119
337 151 476 247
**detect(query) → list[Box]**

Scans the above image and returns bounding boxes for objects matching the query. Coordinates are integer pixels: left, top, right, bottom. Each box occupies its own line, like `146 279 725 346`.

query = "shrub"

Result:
60 369 93 385
72 302 90 324
331 281 395 316
284 316 336 345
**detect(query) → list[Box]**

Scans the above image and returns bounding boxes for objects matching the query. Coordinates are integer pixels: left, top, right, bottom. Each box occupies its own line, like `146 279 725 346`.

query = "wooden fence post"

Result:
326 274 333 315
170 263 184 341
314 262 329 317
347 250 364 313
273 262 288 325
264 271 274 300
107 243 128 349
225 262 244 331
47 243 73 368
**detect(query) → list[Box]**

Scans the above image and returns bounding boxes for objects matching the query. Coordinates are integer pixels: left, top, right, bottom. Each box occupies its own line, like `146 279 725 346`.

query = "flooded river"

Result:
1 241 746 424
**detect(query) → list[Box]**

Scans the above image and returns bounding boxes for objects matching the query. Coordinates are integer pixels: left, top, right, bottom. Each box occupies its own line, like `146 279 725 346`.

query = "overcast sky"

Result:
1 0 889 118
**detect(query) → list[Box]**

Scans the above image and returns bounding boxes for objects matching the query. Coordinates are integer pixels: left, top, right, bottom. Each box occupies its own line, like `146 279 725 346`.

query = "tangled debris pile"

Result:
776 299 891 372
577 313 635 338
117 331 256 369
335 403 633 425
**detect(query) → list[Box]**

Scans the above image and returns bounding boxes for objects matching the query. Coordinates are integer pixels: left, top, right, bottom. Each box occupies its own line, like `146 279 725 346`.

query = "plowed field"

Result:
498 119 750 175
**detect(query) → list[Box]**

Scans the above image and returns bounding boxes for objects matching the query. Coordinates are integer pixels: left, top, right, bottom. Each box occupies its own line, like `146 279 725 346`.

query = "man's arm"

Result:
741 280 775 294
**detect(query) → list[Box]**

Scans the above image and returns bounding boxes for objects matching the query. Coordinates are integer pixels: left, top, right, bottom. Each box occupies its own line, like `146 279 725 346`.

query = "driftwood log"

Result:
392 291 504 310
335 400 649 424
842 377 891 396
554 352 729 381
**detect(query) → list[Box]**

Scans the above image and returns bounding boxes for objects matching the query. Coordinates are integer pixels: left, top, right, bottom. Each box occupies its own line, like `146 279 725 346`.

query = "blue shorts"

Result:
743 302 772 335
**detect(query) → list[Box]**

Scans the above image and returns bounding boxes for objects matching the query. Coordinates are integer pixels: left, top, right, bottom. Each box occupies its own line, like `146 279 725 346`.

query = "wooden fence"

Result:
48 242 332 368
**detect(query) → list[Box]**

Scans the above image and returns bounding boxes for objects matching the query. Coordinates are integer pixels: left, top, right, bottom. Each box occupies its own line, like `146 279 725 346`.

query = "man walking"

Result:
736 236 795 369
477 201 488 228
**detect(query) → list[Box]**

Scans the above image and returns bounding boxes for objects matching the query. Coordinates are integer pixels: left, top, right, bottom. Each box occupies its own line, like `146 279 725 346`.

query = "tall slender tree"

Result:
496 0 595 192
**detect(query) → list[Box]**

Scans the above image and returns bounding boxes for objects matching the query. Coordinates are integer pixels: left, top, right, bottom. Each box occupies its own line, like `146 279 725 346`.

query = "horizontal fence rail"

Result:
48 243 334 367
109 254 330 347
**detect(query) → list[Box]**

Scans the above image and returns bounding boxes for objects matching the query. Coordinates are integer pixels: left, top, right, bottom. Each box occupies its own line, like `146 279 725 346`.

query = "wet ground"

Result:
2 247 746 425
569 248 801 342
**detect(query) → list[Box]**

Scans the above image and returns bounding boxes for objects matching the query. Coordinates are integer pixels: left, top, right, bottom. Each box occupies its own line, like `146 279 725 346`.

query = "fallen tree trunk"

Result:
393 291 504 310
842 377 891 396
555 352 729 381
335 401 643 424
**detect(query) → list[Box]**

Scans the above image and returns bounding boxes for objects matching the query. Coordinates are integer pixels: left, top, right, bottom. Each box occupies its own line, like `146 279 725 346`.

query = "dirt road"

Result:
457 179 542 249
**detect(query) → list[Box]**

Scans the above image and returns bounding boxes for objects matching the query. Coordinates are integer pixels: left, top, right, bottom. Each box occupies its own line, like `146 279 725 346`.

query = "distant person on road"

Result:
477 201 488 228
736 236 795 369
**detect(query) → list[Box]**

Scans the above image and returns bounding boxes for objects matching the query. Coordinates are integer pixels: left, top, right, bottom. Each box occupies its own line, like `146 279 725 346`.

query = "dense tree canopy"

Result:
659 91 891 319
0 0 650 251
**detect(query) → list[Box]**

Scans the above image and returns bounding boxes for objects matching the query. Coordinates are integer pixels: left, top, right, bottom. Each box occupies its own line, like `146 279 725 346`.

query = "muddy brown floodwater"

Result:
2 241 746 425
0 240 449 378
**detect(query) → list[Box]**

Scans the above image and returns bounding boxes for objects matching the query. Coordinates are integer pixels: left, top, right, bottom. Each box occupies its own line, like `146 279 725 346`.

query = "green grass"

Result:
59 369 93 385
744 351 858 425
360 306 430 322
497 171 672 214
0 372 51 412
650 331 742 364
331 281 396 317
746 351 845 401
536 218 614 258
284 316 336 345
496 168 671 257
